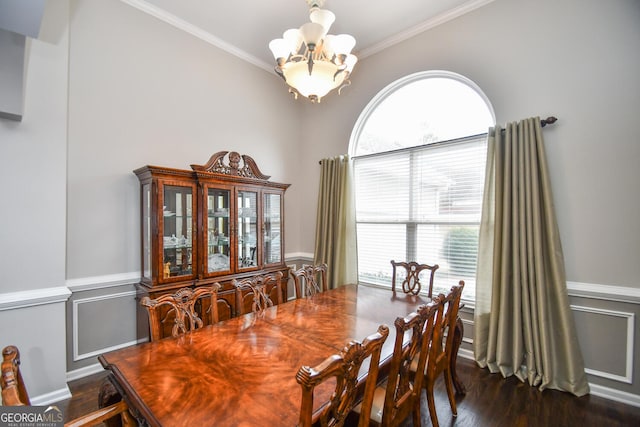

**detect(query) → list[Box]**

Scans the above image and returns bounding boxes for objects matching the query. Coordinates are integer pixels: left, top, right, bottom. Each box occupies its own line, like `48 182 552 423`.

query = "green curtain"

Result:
474 117 590 396
314 155 357 289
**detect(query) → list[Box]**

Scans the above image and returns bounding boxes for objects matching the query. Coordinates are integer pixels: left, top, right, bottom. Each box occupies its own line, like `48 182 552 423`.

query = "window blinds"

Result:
354 134 488 298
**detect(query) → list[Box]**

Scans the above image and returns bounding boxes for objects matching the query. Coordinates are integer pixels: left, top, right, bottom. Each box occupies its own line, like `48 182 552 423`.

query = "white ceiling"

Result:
121 0 495 72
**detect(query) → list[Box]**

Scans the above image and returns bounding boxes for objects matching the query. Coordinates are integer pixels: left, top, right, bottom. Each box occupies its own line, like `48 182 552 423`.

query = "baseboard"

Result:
589 383 640 408
66 362 106 382
30 385 72 406
460 349 640 408
457 347 474 361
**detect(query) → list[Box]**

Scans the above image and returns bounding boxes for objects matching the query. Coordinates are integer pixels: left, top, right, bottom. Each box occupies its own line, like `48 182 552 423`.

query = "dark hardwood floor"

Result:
55 357 640 426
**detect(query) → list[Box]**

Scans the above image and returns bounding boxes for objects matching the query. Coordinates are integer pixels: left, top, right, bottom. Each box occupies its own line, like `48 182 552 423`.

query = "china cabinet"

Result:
134 151 289 335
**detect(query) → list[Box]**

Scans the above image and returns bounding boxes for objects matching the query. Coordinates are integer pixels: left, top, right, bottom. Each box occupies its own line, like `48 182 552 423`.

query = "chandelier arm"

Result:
337 78 352 95
274 67 286 81
307 51 314 76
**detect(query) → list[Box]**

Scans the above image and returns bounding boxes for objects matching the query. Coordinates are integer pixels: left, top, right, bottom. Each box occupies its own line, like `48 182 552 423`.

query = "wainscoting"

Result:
566 282 640 406
455 282 640 407
65 273 143 380
59 266 640 408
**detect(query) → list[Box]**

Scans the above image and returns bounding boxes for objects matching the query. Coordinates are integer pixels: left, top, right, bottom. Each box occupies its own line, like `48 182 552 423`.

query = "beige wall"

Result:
65 0 304 279
1 0 638 404
0 0 71 403
298 0 640 288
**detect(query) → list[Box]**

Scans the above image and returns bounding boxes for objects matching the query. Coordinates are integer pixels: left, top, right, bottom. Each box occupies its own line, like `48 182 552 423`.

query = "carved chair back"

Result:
372 300 440 427
141 283 221 341
1 346 29 406
296 325 390 427
291 263 328 299
2 345 135 425
423 281 465 427
233 271 284 316
390 260 439 297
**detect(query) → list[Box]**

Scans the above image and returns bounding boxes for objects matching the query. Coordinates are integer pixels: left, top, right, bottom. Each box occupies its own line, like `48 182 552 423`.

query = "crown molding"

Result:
358 0 496 59
120 0 496 72
119 0 273 72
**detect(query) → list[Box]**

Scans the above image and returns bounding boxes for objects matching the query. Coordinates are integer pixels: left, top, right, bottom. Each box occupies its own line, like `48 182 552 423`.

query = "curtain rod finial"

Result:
541 116 557 127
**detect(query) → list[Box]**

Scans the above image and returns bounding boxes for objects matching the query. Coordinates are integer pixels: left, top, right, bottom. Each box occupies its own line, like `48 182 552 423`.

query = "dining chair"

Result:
296 324 390 427
232 271 284 315
1 345 136 426
390 260 439 297
291 263 328 299
423 281 465 427
140 283 221 341
354 300 440 426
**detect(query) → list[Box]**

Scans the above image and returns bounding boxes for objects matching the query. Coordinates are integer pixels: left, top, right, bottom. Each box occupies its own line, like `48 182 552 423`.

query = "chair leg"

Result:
425 379 439 427
412 397 421 427
443 368 457 416
451 317 466 394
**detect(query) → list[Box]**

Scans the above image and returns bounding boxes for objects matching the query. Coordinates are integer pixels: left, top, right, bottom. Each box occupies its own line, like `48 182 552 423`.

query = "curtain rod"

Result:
319 116 558 164
499 116 557 133
541 116 558 127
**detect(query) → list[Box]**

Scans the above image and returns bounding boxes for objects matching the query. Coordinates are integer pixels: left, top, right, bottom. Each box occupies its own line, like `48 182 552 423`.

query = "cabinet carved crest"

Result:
191 151 270 180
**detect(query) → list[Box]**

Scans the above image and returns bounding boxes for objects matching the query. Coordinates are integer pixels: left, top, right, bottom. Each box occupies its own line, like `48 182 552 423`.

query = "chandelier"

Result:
269 0 357 103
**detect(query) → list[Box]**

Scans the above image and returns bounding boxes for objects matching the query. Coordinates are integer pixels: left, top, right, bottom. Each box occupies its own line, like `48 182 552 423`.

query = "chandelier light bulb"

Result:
309 8 335 33
269 1 357 102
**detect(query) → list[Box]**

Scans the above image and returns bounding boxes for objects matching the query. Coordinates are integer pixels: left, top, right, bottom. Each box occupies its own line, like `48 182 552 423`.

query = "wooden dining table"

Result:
98 284 464 426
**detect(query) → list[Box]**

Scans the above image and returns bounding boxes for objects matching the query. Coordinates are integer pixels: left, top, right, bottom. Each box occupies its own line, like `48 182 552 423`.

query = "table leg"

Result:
99 378 123 427
99 375 146 427
451 316 466 394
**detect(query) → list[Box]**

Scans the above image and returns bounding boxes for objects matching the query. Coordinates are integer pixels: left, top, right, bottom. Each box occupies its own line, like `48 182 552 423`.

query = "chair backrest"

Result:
233 271 284 316
427 281 464 377
441 281 464 362
390 260 439 297
141 283 221 341
378 301 440 426
1 346 29 406
296 324 389 427
291 263 328 299
2 345 135 425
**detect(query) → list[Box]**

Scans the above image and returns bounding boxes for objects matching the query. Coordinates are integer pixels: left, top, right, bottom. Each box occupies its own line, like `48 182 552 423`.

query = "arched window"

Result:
350 71 495 299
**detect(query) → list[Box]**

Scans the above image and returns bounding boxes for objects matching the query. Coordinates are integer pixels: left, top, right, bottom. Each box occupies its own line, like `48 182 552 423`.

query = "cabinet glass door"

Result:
142 183 151 280
237 190 258 270
162 184 194 279
263 192 282 265
205 187 231 274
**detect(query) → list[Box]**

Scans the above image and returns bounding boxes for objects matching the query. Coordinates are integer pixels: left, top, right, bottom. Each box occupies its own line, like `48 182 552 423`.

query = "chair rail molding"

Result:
66 271 140 292
285 252 314 261
567 281 640 304
0 286 71 311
